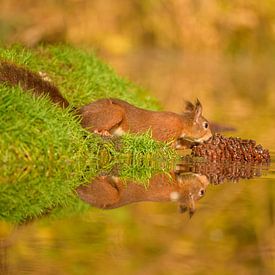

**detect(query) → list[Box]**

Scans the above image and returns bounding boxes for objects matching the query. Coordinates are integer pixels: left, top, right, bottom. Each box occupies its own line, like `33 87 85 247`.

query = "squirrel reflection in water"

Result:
77 171 209 217
77 159 270 215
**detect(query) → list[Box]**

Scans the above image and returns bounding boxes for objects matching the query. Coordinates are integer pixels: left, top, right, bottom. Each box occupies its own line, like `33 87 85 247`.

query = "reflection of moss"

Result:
0 45 177 223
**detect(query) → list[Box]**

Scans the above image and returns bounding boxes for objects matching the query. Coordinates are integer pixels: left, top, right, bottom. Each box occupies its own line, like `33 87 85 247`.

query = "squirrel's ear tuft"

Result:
184 100 195 112
195 98 202 109
194 99 202 122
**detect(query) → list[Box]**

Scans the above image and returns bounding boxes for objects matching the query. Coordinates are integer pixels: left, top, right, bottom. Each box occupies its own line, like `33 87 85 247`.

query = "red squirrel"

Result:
77 171 209 216
0 61 212 147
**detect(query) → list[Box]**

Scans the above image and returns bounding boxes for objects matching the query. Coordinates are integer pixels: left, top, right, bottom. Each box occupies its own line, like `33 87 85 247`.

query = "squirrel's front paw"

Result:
94 129 112 137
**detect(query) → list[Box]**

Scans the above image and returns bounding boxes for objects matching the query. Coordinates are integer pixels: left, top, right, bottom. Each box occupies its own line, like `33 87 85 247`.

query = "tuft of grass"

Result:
0 45 178 223
117 132 178 183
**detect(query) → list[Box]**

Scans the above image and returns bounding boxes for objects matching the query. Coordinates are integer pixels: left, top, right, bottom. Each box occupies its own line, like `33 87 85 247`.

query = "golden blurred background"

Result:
1 0 275 116
1 0 275 53
0 1 275 274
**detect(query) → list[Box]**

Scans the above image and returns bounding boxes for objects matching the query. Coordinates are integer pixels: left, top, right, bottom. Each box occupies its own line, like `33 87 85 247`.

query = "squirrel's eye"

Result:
203 122 208 129
199 189 205 197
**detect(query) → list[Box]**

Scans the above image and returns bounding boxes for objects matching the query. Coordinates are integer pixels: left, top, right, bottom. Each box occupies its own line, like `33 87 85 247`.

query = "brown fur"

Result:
0 61 69 108
80 98 212 145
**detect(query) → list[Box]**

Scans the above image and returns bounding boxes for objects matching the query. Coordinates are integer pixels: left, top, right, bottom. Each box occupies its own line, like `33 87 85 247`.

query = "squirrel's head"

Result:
179 99 212 144
170 173 209 217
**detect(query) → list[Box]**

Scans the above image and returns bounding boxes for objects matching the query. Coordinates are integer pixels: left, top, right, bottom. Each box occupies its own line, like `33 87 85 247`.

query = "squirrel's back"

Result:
0 61 69 108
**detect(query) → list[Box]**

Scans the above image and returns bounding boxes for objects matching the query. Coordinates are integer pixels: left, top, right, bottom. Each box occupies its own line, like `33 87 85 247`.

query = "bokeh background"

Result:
0 1 275 274
1 0 275 114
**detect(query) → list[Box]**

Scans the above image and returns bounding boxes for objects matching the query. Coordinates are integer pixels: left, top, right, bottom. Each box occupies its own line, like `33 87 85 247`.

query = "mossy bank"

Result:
0 45 178 223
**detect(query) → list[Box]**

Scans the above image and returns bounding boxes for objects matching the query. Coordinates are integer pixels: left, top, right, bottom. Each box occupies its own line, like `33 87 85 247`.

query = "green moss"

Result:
0 45 177 223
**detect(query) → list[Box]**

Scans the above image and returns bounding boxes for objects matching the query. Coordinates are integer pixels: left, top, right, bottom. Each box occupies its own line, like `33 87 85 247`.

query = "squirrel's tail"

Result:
0 61 69 108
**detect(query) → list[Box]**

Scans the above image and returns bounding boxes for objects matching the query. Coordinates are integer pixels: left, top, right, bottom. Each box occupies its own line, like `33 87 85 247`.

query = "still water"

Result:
0 156 274 275
1 52 275 275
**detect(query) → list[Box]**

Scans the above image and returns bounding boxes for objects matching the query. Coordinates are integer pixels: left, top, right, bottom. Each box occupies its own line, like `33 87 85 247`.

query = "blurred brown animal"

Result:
77 172 209 216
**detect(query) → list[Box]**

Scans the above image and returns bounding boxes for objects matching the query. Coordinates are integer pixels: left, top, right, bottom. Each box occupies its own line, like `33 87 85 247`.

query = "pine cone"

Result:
191 134 270 164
